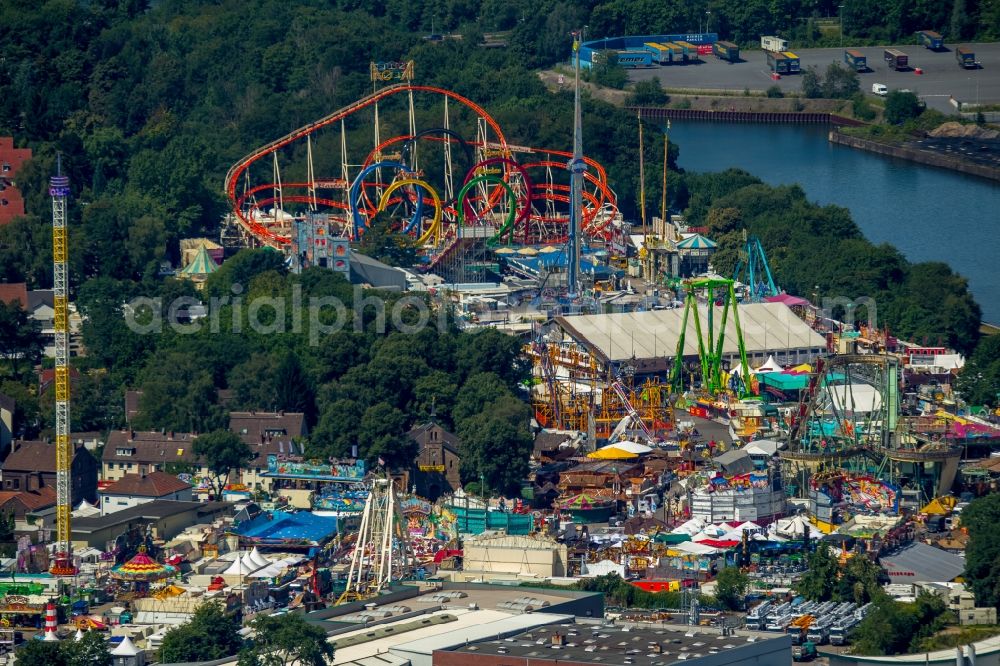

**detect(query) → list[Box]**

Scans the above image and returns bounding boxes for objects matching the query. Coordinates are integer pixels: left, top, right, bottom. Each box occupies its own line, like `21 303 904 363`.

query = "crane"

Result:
49 160 75 576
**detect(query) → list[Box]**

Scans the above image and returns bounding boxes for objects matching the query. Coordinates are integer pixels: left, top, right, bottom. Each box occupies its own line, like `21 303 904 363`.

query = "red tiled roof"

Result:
0 283 27 309
16 487 57 511
101 472 192 498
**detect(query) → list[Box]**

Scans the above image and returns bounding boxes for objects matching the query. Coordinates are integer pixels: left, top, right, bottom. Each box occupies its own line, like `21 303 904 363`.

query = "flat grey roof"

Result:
449 622 790 666
555 302 826 363
881 542 965 583
71 500 231 534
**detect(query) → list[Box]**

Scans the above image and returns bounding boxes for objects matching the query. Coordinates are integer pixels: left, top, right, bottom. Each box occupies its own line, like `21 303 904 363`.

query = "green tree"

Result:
456 396 533 495
801 67 823 98
957 335 1000 407
238 612 334 666
357 402 413 467
193 430 255 496
627 79 670 106
796 543 839 601
13 640 67 666
884 91 923 124
273 352 317 426
714 565 749 610
206 249 287 299
136 351 222 433
159 601 243 663
0 300 42 380
960 493 1000 608
65 631 112 666
822 62 860 99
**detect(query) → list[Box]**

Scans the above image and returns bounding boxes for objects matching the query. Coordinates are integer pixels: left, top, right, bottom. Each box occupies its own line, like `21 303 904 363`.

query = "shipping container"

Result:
955 46 977 68
884 48 909 70
782 52 801 73
713 40 740 62
843 49 867 72
917 30 944 50
761 35 789 52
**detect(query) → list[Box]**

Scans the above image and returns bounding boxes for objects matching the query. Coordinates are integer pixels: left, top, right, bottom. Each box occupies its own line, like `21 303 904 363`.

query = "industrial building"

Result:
550 302 827 374
458 533 570 581
437 621 793 666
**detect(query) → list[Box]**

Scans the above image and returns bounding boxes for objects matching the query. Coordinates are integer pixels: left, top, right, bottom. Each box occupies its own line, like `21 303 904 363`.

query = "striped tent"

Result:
675 234 717 250
181 246 219 276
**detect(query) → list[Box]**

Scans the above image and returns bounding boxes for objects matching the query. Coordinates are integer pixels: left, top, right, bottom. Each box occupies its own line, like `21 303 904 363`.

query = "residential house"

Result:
229 411 307 492
0 137 31 226
101 431 209 489
0 487 57 532
408 421 462 501
0 440 98 503
99 472 193 515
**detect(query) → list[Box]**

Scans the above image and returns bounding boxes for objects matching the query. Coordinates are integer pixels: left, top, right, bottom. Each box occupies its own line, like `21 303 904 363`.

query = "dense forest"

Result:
0 0 994 463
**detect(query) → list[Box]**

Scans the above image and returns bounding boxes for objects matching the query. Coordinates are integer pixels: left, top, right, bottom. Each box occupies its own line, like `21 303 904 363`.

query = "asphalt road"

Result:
629 42 1000 113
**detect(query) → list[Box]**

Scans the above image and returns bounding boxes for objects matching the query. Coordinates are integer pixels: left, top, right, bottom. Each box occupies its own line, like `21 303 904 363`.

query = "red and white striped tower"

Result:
42 601 59 641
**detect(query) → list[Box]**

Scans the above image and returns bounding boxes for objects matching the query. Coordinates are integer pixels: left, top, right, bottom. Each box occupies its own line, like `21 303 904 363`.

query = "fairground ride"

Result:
526 340 673 443
782 354 961 503
733 232 779 303
338 472 411 604
223 83 620 261
668 278 752 400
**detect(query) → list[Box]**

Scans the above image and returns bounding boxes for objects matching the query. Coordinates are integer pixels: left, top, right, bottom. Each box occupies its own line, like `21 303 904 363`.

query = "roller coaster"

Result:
224 84 621 254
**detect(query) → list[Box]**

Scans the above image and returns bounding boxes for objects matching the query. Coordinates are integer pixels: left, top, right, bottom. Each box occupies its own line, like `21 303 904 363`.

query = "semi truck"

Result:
885 48 909 70
956 46 977 68
616 51 655 68
761 35 788 52
766 51 800 74
844 49 867 72
713 40 740 62
917 30 944 50
792 642 818 662
644 42 673 65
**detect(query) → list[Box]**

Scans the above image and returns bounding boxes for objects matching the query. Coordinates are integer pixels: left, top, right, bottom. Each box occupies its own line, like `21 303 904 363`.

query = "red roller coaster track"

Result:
224 84 619 249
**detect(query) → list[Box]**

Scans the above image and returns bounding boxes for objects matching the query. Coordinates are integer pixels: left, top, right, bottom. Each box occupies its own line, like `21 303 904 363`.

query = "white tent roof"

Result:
826 383 882 413
111 636 142 656
743 439 783 456
73 500 101 518
755 355 784 373
771 515 821 539
248 547 270 568
249 564 284 578
223 556 255 576
554 302 827 362
672 541 724 555
600 440 652 455
671 517 707 536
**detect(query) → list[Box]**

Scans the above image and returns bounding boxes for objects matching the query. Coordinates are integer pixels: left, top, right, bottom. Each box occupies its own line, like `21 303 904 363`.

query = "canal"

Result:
670 121 1000 323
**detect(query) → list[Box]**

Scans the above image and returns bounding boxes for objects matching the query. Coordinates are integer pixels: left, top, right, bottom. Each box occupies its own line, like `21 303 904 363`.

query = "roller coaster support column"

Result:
567 29 586 297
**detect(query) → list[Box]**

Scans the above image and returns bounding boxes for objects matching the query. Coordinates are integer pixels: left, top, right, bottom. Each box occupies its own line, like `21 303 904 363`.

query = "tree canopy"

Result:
159 601 244 663
193 430 255 496
238 612 334 666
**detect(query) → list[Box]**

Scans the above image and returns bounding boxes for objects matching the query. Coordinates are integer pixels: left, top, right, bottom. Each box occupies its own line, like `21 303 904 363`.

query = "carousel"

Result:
109 547 177 597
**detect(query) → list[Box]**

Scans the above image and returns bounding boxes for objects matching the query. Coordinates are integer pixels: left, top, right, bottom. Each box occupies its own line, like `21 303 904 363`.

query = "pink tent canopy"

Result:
766 294 811 308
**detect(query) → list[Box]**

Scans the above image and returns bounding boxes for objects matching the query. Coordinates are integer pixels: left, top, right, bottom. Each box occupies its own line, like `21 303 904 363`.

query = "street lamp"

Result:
839 5 845 48
705 11 712 35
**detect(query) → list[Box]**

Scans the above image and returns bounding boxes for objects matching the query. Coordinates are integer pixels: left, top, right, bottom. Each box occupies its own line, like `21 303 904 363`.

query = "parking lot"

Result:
629 42 1000 113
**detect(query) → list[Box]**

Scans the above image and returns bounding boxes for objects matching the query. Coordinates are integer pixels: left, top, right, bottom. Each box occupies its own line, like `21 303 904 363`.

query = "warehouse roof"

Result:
881 542 965 583
554 302 826 363
447 622 791 666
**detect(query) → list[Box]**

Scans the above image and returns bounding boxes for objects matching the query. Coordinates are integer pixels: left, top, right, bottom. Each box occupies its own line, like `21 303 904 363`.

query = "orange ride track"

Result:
224 84 619 249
